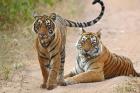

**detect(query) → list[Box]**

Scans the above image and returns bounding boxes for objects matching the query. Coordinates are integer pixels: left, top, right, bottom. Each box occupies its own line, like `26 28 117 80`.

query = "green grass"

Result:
0 0 60 30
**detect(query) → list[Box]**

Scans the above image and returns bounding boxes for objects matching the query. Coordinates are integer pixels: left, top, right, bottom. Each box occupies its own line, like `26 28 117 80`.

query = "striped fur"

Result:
34 14 67 90
33 0 105 89
64 30 140 85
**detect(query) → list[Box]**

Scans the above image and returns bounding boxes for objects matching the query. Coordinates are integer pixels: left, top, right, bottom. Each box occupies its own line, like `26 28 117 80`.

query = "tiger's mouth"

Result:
39 38 50 47
38 35 51 47
38 34 55 47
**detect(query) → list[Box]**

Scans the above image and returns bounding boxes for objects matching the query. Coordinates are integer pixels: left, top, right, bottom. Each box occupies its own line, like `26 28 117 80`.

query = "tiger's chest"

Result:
77 55 92 72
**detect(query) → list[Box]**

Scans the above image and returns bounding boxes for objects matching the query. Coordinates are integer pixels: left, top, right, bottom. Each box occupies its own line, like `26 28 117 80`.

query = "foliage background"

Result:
0 0 60 30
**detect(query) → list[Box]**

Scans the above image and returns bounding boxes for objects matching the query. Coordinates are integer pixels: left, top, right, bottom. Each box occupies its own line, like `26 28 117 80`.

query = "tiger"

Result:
33 0 105 90
64 29 140 85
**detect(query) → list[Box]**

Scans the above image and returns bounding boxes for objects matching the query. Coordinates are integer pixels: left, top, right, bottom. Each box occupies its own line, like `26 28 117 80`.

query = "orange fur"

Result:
64 31 139 85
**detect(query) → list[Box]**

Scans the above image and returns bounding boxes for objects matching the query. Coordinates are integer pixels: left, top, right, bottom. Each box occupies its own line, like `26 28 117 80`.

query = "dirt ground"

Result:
1 0 140 93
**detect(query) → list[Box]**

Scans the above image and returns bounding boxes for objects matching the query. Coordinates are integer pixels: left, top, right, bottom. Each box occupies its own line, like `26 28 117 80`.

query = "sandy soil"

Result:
1 0 140 93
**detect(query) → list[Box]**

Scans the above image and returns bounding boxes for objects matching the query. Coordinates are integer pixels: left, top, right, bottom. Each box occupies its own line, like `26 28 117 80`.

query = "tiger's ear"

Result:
50 13 56 21
96 29 102 39
82 28 86 33
32 12 40 20
79 28 86 35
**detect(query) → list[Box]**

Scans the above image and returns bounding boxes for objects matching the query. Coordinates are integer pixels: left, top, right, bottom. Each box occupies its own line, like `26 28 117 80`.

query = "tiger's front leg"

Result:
47 53 61 90
65 70 104 85
57 49 66 86
38 56 49 89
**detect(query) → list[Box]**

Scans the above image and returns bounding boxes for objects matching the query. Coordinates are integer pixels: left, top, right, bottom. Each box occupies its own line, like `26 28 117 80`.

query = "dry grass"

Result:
114 77 140 93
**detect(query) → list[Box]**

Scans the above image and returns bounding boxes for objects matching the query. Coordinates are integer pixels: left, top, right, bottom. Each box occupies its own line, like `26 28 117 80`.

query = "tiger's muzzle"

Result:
38 32 50 47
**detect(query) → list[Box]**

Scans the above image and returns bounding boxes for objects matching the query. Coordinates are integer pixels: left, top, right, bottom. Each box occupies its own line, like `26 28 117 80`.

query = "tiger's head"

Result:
33 13 56 47
76 29 102 58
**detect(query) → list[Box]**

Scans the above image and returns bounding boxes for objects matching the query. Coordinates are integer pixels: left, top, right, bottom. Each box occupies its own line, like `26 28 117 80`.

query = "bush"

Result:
0 0 60 30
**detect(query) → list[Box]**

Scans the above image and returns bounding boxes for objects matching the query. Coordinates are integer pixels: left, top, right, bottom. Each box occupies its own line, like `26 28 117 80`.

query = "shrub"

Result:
0 0 59 30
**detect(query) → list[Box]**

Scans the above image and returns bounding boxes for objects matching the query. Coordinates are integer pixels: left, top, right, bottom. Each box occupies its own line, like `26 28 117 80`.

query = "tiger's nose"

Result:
38 33 47 38
84 49 89 52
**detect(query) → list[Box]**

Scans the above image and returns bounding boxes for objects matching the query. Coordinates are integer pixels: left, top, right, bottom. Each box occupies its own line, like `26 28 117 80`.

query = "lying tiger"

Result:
64 29 140 85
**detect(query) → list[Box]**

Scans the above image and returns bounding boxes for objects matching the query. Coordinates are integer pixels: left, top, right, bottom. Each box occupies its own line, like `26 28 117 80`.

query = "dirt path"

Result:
1 0 140 93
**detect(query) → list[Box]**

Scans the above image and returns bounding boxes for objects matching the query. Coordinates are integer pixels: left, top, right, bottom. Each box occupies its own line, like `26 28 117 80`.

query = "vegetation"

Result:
0 0 83 80
115 78 140 93
0 0 60 30
0 0 61 80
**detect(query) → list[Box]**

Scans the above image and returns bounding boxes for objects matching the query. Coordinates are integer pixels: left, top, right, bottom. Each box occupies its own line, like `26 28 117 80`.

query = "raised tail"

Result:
64 0 105 28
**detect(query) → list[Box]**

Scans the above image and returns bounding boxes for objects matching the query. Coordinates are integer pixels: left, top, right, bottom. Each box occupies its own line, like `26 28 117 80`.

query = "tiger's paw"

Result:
40 83 47 89
47 84 57 90
65 77 78 85
58 81 67 86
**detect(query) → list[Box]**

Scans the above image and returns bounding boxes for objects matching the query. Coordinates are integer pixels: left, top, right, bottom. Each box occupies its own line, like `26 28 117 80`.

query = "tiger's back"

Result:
102 46 139 79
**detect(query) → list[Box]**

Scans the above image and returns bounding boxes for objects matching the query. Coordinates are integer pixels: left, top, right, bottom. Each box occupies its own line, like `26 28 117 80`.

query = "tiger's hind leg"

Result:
57 49 66 86
38 56 49 89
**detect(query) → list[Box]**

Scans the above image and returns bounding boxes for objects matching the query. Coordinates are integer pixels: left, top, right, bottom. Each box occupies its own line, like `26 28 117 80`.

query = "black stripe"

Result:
83 22 87 27
39 55 49 60
61 49 65 63
87 61 96 70
61 61 65 64
75 67 79 74
105 56 116 78
77 22 83 27
60 48 65 55
113 57 122 77
115 57 125 76
119 61 127 76
107 56 118 78
45 64 51 69
125 63 131 76
67 20 73 27
77 61 84 72
93 20 97 24
100 12 104 16
124 62 130 76
49 39 60 52
104 54 113 70
113 56 122 75
38 49 46 57
119 56 127 76
51 52 59 59
65 20 78 27
87 22 91 26
70 20 77 27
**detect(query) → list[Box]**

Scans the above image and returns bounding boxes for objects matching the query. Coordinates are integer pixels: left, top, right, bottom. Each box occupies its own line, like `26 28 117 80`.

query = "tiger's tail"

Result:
64 0 105 28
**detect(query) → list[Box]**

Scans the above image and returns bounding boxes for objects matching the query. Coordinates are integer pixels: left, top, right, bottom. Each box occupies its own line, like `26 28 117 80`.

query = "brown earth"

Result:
1 0 140 93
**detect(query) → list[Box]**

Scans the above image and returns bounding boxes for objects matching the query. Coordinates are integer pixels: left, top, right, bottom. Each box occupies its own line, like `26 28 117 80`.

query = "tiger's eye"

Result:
91 37 97 44
46 20 51 25
48 29 53 34
38 20 42 24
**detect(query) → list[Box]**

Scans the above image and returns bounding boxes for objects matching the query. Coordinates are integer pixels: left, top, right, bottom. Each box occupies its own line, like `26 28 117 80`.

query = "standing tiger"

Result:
64 29 140 85
33 0 105 90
